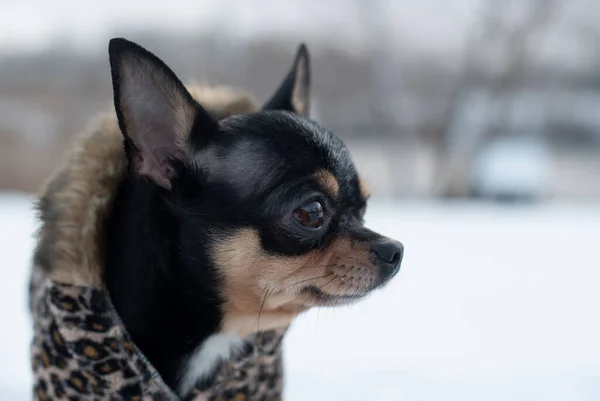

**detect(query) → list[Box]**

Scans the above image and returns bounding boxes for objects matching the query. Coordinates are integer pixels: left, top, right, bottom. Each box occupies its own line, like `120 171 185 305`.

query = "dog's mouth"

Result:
301 285 369 306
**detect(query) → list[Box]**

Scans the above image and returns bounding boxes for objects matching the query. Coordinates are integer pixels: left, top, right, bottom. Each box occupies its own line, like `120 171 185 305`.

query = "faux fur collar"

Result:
33 85 258 288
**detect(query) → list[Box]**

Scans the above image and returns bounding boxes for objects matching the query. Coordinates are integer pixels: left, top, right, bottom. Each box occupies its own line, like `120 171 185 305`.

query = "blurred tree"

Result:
433 0 558 198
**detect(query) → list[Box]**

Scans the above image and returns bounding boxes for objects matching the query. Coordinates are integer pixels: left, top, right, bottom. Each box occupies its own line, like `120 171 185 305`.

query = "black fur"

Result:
262 43 310 115
104 38 402 393
104 112 369 387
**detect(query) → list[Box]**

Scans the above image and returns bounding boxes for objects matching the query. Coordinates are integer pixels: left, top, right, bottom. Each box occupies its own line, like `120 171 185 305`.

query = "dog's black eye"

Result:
293 201 325 228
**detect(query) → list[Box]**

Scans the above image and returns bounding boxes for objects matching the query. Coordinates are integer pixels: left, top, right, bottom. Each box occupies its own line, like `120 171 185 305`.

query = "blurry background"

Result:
1 0 600 400
3 0 600 200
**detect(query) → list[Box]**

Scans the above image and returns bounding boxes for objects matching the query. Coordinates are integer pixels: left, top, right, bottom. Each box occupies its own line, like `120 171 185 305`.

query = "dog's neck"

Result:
104 177 230 391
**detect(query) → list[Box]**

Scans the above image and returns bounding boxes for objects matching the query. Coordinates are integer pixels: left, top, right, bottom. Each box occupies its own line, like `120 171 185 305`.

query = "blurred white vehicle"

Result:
473 135 552 201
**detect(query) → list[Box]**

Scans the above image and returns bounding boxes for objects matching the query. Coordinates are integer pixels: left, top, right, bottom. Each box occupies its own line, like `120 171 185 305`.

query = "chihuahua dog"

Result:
104 38 403 396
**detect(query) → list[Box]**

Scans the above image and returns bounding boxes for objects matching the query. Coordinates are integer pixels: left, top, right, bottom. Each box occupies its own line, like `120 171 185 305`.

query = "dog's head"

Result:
109 38 403 336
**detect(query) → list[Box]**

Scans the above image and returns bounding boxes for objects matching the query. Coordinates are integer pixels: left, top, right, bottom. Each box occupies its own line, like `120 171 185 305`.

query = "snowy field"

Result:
1 192 599 401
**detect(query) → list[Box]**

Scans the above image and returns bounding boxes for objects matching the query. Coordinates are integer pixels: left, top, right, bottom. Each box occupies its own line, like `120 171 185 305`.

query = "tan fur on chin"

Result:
214 228 378 338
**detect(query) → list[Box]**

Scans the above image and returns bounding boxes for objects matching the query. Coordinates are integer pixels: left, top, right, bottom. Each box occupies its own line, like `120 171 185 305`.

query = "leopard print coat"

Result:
30 85 287 401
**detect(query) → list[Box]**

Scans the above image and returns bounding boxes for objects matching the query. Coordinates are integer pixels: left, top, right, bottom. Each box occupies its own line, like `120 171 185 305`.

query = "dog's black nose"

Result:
372 240 403 278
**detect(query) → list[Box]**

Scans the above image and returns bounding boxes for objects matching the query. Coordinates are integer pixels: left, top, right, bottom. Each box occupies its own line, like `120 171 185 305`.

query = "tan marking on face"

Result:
213 229 378 337
314 170 339 198
358 175 371 199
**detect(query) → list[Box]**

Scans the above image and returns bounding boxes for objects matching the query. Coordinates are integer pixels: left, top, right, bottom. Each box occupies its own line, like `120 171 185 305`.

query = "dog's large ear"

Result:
262 43 311 116
108 38 217 189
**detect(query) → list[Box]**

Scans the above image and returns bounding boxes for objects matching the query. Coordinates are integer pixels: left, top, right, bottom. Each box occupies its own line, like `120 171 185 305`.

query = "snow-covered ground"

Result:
1 192 599 400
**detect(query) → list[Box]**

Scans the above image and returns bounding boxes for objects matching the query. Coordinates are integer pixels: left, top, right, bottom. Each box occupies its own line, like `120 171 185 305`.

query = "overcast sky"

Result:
1 0 600 72
0 0 479 54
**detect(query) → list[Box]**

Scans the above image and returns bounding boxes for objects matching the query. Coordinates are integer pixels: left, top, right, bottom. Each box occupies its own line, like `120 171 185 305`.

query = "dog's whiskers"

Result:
318 276 338 293
282 272 334 291
257 285 275 332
